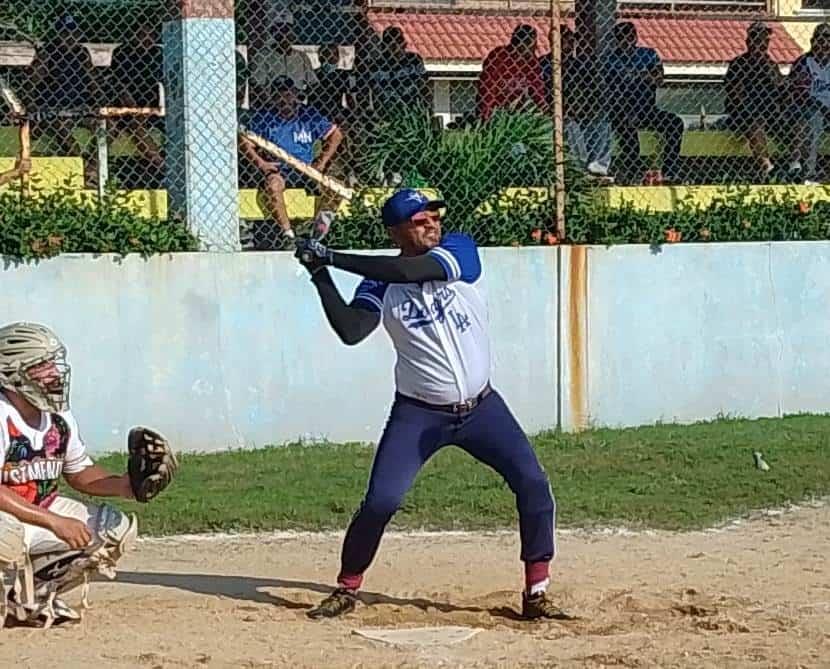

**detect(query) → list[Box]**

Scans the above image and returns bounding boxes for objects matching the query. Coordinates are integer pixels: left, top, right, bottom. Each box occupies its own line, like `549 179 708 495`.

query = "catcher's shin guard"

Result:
0 512 28 630
20 504 138 629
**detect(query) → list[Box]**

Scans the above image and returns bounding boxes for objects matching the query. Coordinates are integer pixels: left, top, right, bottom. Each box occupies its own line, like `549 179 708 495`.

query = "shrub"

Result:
0 183 199 260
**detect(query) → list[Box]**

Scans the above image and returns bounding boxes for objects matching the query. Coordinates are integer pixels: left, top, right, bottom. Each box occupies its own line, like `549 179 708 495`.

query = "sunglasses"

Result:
411 209 443 223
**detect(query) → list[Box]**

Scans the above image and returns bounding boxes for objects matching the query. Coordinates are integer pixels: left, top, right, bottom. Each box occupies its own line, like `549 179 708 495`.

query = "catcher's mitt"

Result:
127 427 177 503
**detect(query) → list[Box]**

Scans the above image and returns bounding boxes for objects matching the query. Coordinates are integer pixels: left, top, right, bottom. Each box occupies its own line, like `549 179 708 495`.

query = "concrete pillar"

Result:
163 0 240 251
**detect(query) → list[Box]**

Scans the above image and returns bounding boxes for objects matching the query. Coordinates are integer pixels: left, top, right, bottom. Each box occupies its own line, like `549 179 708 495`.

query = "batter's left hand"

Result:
295 237 334 274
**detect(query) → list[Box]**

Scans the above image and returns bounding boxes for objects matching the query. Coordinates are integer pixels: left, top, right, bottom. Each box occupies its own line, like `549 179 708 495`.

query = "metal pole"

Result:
549 0 566 240
96 117 109 200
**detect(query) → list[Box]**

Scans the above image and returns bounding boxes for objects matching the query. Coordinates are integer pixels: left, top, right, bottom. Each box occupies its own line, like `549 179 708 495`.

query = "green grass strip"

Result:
81 415 830 536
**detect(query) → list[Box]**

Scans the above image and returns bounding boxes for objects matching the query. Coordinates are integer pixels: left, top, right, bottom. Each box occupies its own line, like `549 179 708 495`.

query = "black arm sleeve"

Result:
310 269 380 346
331 251 447 284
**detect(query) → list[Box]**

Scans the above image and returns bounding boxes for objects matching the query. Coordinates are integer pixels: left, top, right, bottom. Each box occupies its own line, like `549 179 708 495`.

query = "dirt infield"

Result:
5 504 828 669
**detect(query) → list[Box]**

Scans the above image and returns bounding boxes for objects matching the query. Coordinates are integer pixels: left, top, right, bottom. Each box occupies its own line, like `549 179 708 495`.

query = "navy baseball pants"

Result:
337 389 556 589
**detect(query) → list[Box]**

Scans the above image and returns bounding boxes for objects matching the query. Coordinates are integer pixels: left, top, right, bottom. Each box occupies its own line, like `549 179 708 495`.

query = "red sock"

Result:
337 571 363 591
525 561 550 595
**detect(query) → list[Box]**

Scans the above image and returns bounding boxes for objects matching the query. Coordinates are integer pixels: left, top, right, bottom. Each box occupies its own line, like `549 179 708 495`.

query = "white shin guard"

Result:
9 504 138 629
0 512 28 630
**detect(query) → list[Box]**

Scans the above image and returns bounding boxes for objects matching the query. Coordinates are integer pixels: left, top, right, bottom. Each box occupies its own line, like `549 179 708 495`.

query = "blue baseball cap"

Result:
381 189 446 227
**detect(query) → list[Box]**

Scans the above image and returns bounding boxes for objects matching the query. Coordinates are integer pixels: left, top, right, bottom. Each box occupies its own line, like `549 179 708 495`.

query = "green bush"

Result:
333 185 830 249
566 187 830 245
0 183 199 260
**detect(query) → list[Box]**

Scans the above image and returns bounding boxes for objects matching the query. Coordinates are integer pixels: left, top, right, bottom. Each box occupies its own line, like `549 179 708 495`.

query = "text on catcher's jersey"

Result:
0 392 93 507
352 233 490 405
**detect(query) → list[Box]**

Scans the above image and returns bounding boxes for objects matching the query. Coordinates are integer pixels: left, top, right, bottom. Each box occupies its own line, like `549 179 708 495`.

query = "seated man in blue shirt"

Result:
603 22 685 185
240 76 344 246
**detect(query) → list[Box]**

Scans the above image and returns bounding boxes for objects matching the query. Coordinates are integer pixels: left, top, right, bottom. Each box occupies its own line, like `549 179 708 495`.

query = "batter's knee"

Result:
361 491 404 520
517 469 555 515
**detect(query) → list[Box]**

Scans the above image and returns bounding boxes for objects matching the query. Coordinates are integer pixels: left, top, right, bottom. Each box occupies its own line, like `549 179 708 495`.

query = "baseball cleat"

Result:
521 591 572 620
306 588 358 619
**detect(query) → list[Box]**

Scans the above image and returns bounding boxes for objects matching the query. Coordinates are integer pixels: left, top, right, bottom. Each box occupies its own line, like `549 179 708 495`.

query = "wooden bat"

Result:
239 126 354 201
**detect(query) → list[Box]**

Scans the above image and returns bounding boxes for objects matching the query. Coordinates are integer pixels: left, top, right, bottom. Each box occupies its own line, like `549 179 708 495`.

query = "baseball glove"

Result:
127 427 178 503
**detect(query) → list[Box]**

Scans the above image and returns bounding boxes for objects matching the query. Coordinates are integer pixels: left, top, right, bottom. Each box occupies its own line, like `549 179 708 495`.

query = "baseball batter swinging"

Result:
295 189 565 620
0 322 176 628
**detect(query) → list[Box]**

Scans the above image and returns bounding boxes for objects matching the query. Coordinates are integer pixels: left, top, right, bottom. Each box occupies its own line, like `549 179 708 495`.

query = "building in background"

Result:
363 1 806 128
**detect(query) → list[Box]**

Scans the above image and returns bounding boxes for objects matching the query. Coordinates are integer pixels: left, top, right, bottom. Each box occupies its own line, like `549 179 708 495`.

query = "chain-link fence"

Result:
2 1 829 253
1 2 171 199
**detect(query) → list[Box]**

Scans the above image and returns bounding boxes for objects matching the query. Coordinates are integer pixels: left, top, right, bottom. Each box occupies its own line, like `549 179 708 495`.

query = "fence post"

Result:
549 0 566 240
163 0 240 251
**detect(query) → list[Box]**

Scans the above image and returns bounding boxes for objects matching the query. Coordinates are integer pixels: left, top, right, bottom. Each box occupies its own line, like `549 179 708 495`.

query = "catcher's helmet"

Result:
0 322 71 413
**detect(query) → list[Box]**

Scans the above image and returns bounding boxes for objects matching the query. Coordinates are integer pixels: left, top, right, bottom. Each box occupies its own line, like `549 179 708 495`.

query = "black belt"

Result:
399 384 493 415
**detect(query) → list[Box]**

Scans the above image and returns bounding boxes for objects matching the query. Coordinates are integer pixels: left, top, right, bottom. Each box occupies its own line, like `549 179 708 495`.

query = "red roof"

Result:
366 12 804 65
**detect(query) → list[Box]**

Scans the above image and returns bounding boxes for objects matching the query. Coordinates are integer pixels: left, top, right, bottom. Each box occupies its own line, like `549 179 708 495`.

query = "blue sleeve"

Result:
306 107 334 142
427 233 481 283
351 279 388 313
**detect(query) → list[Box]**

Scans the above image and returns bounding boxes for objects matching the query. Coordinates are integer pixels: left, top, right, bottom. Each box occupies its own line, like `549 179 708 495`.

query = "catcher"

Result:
0 321 177 628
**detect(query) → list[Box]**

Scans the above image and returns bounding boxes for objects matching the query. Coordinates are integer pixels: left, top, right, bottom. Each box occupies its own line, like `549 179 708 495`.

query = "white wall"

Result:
3 241 829 452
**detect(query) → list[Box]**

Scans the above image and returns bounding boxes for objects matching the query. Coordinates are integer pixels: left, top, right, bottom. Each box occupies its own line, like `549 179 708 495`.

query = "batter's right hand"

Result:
49 515 92 549
295 238 334 274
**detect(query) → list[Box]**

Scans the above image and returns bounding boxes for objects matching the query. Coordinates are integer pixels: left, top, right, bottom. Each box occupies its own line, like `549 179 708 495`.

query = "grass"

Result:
79 415 830 536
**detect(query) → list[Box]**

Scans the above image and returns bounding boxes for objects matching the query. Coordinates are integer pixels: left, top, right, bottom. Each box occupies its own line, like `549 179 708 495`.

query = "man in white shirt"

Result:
787 23 830 184
247 22 318 108
0 322 166 627
294 189 566 621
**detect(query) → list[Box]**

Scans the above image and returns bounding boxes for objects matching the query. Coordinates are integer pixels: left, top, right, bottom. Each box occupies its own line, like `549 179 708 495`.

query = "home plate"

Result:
352 626 482 647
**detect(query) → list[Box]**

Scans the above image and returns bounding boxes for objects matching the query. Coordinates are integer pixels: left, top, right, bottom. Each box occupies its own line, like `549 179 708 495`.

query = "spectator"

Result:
786 23 830 185
723 21 784 180
541 27 611 177
603 21 684 184
107 22 164 174
247 22 318 108
27 14 102 181
478 24 546 120
239 76 344 247
365 27 431 117
309 44 353 126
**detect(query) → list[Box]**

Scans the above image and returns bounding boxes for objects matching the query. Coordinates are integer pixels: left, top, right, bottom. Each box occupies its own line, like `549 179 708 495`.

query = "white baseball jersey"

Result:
0 391 93 508
352 233 491 405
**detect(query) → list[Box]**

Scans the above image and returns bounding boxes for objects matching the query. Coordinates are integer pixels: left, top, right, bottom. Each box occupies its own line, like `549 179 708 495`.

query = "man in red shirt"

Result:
478 24 546 120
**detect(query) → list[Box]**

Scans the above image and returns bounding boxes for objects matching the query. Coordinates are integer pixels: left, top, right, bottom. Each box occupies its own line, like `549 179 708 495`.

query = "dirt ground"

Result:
5 503 828 669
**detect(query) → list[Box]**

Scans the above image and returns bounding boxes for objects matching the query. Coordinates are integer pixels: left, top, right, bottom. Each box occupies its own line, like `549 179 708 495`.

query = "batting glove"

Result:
295 238 334 274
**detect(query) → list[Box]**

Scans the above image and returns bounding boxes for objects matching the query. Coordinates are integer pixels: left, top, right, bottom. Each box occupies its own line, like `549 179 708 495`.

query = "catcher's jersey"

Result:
352 233 491 405
0 392 93 508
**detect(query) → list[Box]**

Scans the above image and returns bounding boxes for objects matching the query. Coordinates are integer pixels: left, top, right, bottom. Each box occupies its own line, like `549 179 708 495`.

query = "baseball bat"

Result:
238 126 354 202
300 210 335 263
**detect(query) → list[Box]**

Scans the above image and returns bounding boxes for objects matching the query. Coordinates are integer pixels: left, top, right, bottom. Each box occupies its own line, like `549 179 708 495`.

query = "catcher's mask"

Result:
0 322 71 413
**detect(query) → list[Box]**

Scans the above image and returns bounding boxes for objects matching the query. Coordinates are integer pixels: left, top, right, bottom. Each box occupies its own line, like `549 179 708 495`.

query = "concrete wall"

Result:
0 249 559 453
565 242 830 429
3 241 828 452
